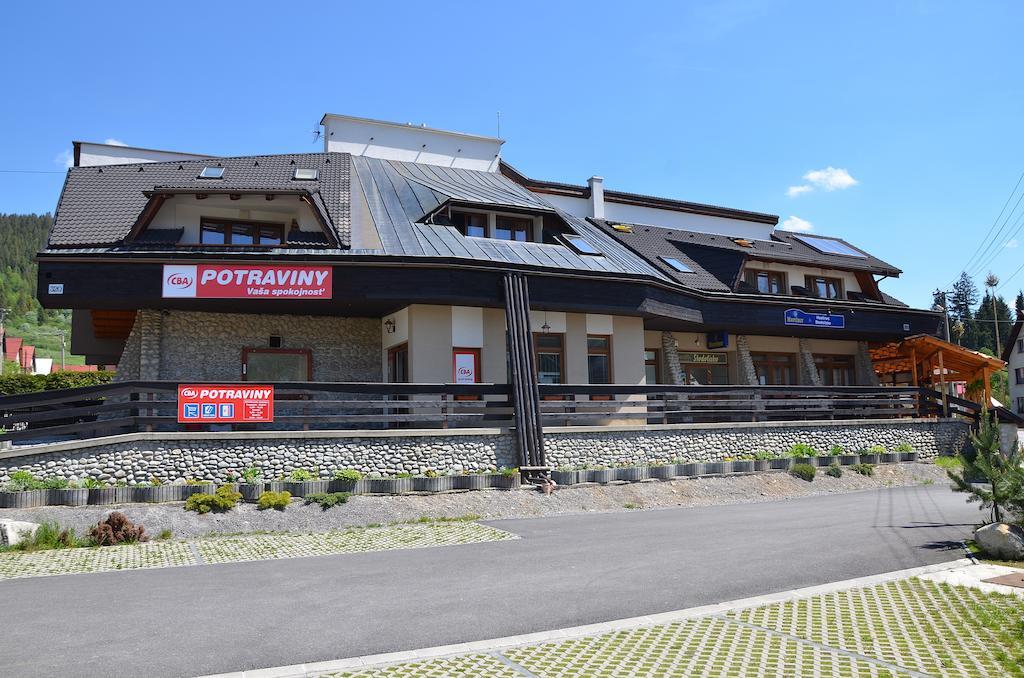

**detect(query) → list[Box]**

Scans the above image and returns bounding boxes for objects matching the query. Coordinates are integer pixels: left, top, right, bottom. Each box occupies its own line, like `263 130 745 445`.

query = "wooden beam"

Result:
938 350 949 416
983 368 992 406
910 347 918 386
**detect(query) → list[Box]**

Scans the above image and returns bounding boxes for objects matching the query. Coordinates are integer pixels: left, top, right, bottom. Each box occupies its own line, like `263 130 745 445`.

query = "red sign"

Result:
452 349 480 384
177 385 274 423
162 264 332 299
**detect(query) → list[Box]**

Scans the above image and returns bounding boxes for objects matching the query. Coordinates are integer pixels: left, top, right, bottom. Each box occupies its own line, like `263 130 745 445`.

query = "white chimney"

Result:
588 176 605 219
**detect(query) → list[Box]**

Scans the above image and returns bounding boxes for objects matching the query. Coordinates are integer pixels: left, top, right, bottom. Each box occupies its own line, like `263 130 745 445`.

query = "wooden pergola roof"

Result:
869 334 1005 403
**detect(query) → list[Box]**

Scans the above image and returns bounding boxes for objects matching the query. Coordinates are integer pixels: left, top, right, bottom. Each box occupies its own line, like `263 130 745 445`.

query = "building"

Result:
1003 319 1024 415
14 112 968 476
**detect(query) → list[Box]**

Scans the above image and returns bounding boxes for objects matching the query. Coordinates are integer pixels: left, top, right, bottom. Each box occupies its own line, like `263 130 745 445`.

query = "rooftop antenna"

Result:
496 111 501 138
311 124 322 144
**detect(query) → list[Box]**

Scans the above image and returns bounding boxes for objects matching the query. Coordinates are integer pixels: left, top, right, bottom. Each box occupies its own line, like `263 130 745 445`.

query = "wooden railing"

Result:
0 382 978 445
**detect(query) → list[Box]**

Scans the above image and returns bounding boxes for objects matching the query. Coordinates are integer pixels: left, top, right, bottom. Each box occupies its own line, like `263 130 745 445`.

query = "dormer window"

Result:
200 218 283 246
292 168 318 181
451 211 486 238
495 215 531 242
198 167 225 179
745 269 786 294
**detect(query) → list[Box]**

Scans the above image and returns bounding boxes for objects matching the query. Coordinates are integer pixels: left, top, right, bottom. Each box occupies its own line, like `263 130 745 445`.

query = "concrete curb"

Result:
199 558 972 678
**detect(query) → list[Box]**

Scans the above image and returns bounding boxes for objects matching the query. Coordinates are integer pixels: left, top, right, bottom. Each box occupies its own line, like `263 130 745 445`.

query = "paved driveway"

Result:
0 484 980 678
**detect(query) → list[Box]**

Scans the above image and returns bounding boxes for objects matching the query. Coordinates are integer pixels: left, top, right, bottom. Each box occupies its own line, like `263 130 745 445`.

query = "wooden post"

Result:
937 350 948 417
910 348 918 387
983 368 992 407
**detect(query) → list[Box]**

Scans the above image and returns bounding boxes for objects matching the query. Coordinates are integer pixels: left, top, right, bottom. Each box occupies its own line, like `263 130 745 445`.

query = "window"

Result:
292 168 318 180
1016 367 1024 385
242 348 311 381
387 344 409 383
495 215 532 242
1018 397 1024 415
200 218 284 246
198 166 225 179
793 235 867 258
750 353 796 385
806 275 844 299
644 349 660 384
451 211 487 238
1017 339 1024 354
814 354 855 386
561 234 601 255
587 335 613 384
660 256 694 273
745 269 786 295
534 333 564 384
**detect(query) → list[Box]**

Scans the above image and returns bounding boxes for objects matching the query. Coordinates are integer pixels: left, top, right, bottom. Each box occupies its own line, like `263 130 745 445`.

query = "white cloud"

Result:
1007 238 1019 249
104 138 127 146
779 215 814 232
786 184 812 198
54 149 73 168
803 166 858 191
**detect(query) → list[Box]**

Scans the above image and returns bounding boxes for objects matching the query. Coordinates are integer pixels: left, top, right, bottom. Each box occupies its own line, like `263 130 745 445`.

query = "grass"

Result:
934 455 963 470
966 540 1024 569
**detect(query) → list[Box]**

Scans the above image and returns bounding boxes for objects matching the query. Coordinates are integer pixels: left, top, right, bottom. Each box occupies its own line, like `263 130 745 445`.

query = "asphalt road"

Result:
0 484 980 678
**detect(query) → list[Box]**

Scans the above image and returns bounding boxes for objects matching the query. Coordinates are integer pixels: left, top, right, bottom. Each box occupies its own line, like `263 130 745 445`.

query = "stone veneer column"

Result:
735 335 759 385
661 331 684 385
797 338 822 386
137 310 163 380
855 341 880 386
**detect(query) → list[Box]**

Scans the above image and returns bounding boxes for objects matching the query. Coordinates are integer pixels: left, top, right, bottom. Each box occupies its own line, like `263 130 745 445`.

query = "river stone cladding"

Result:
0 420 966 484
543 420 969 468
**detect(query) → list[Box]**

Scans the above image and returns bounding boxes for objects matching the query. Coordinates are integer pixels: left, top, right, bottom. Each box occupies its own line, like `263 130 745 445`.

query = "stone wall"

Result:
0 419 968 484
543 419 969 468
116 310 381 382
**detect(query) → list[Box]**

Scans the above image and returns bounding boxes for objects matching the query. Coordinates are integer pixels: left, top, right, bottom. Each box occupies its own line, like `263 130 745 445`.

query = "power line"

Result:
964 197 1024 280
946 170 1024 287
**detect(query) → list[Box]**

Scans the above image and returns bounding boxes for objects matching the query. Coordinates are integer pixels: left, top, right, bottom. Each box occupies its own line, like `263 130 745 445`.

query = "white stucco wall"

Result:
323 114 502 172
75 141 213 167
147 194 324 242
1007 342 1024 415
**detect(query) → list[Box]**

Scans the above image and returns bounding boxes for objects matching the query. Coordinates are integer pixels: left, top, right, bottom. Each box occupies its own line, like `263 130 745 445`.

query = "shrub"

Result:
825 464 843 478
305 492 351 510
157 528 174 541
257 490 291 511
89 512 148 546
947 410 1024 524
787 443 816 458
241 466 262 484
3 521 83 552
851 463 875 476
42 477 70 490
184 485 242 514
790 463 816 482
0 370 114 396
81 477 105 489
829 445 845 456
288 469 314 482
894 442 914 453
4 470 43 492
753 450 776 460
332 469 363 482
500 467 519 478
866 445 887 454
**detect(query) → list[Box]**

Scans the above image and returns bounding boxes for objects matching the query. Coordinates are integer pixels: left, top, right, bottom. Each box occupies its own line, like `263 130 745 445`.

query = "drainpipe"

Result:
587 176 605 220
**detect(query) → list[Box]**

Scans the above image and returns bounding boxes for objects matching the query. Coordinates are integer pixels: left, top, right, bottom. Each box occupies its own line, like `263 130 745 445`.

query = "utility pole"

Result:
934 290 951 343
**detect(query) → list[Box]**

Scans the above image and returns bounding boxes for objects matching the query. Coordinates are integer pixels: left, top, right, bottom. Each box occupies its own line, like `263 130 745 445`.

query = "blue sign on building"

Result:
783 308 845 329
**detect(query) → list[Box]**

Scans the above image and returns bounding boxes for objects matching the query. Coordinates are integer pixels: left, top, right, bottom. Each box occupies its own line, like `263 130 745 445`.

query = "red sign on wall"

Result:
177 385 274 423
162 265 332 300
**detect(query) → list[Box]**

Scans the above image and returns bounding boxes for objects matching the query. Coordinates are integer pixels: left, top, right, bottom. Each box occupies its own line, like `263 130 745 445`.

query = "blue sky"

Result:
2 1 1023 309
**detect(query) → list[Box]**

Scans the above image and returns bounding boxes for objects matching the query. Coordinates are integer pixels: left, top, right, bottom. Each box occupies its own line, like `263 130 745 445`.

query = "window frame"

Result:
644 349 661 385
533 332 565 385
805 274 845 300
199 217 286 247
813 354 856 386
241 347 312 382
1016 366 1024 385
1017 338 1024 354
749 352 797 385
450 210 488 238
587 334 614 399
744 269 787 295
494 214 533 242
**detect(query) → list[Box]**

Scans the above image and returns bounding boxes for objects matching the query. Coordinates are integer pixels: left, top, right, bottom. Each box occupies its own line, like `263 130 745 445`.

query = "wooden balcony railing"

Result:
0 381 979 446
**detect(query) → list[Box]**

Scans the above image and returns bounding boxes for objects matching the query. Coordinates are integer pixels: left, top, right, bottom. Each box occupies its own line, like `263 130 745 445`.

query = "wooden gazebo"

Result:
869 334 1005 404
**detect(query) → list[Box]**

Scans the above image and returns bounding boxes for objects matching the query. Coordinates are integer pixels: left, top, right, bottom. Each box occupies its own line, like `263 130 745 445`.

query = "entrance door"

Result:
387 344 409 383
750 353 796 385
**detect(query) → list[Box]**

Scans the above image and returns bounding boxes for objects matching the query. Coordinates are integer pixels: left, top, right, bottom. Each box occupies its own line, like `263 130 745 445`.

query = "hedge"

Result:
0 371 115 396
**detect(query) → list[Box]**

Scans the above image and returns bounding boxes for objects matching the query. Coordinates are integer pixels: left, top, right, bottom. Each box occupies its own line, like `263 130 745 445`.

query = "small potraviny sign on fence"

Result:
177 385 274 424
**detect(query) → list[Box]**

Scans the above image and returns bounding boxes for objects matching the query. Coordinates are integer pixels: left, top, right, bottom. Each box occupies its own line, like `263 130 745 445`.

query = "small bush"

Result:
184 485 242 514
753 450 776 460
157 528 173 541
894 442 914 453
305 492 351 510
787 443 817 458
790 463 816 482
3 521 83 552
4 470 43 492
825 464 843 478
332 469 363 482
241 466 262 484
829 445 844 456
851 463 875 476
866 445 887 454
42 477 70 490
82 478 105 489
257 490 291 511
89 512 148 545
288 469 314 482
500 467 519 478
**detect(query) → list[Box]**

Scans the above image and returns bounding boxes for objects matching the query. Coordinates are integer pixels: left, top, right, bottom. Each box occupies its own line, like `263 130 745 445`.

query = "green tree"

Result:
950 272 980 348
947 411 1024 524
1016 290 1024 321
973 292 1013 354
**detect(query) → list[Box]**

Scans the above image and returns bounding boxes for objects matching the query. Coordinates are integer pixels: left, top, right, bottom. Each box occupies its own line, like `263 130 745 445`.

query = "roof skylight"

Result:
793 234 866 258
660 256 694 273
560 234 601 255
198 166 225 179
292 168 319 181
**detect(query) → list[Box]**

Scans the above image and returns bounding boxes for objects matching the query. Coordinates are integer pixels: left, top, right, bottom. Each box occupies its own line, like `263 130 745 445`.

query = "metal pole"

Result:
60 330 66 371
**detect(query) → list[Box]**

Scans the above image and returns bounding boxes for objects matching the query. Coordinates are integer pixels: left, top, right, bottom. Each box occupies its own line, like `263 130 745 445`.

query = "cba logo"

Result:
180 387 199 398
166 273 194 289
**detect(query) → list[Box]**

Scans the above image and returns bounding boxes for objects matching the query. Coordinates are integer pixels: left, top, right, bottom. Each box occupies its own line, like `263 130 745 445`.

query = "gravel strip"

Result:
0 463 949 540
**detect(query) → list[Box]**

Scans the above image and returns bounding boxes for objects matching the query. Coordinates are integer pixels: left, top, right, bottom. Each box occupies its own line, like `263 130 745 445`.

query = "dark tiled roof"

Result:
50 153 351 247
134 228 183 244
